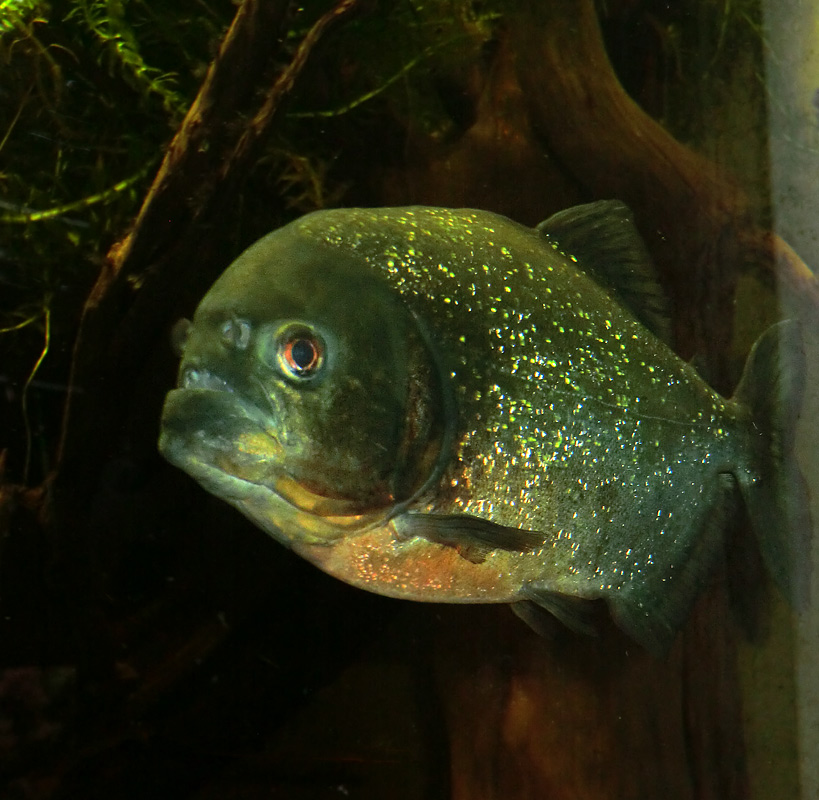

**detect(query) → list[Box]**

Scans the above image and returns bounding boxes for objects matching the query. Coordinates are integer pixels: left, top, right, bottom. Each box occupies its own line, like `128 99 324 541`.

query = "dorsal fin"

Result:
537 200 671 344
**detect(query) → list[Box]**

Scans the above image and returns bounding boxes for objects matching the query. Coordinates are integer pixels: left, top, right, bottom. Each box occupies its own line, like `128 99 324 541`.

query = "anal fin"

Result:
608 473 738 657
513 588 603 639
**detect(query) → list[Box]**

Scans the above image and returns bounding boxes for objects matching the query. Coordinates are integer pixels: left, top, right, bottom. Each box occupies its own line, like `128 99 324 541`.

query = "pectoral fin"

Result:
393 512 546 564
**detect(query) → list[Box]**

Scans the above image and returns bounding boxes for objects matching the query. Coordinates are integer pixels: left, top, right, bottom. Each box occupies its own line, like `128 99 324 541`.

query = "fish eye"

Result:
276 325 325 380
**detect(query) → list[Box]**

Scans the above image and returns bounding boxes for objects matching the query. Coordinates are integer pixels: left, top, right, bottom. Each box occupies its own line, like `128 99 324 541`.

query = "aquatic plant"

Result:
0 0 229 480
67 0 188 116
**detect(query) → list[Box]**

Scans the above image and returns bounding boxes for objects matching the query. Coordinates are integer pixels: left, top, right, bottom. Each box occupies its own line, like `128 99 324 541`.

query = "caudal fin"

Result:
733 320 812 609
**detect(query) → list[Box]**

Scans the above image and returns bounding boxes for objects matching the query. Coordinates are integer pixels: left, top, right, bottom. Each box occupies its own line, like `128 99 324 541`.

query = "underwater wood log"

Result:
510 0 819 365
511 0 748 356
435 595 747 800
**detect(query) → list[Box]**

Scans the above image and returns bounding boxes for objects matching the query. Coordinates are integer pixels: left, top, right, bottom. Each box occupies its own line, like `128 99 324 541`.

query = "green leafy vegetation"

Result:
0 0 233 480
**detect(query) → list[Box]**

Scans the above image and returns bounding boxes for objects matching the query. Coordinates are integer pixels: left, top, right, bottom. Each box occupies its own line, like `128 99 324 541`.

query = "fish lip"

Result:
161 362 397 534
158 433 261 501
159 387 392 535
159 388 368 514
174 364 292 444
176 456 385 547
159 386 284 476
163 385 278 435
159 424 385 545
178 364 234 393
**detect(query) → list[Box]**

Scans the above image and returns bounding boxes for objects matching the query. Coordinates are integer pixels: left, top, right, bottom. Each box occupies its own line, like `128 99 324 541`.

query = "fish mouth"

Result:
159 384 284 492
158 378 389 542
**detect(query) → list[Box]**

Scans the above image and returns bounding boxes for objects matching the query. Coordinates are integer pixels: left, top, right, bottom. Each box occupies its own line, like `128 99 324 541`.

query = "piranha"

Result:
158 201 811 654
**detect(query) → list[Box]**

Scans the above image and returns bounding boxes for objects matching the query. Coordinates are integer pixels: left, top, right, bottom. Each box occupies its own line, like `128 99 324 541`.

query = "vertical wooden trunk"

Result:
432 591 745 800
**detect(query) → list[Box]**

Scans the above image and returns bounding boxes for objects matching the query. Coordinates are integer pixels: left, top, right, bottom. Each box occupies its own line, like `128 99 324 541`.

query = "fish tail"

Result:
733 320 812 608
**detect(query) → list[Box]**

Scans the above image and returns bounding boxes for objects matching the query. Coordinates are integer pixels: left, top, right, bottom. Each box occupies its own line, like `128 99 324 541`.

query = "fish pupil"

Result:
277 327 324 380
290 338 317 370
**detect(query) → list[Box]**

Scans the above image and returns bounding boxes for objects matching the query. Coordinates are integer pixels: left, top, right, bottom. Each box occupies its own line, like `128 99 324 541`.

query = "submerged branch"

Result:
88 0 291 299
225 0 363 172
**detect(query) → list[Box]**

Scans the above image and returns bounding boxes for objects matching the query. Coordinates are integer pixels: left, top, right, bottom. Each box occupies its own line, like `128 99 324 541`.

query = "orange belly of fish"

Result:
292 524 529 604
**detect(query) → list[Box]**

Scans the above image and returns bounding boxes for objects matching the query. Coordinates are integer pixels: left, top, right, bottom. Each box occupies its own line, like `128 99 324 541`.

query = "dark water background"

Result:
0 1 817 798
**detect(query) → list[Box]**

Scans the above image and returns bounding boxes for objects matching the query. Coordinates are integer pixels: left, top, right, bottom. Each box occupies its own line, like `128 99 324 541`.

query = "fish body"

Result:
159 202 810 652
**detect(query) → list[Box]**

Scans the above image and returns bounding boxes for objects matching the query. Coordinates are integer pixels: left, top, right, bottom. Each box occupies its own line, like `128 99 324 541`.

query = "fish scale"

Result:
159 201 810 654
302 208 738 570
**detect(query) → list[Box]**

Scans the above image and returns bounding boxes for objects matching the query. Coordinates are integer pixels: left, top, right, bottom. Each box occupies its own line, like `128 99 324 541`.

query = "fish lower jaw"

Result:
232 484 388 548
182 461 386 546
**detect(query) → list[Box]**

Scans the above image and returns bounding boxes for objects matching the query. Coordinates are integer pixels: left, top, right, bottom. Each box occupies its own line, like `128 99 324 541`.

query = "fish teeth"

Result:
181 366 233 393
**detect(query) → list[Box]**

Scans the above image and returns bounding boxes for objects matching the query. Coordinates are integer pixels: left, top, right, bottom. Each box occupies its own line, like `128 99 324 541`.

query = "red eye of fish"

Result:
277 328 325 379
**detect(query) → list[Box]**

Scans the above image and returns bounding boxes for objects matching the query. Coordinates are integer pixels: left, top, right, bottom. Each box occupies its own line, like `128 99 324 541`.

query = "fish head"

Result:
158 218 451 546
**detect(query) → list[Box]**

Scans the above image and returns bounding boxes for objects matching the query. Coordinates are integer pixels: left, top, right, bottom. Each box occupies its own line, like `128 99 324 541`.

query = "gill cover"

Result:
160 220 453 541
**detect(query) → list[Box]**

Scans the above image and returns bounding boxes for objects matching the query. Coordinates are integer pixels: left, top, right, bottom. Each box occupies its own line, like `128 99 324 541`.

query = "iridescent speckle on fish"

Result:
159 201 810 654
